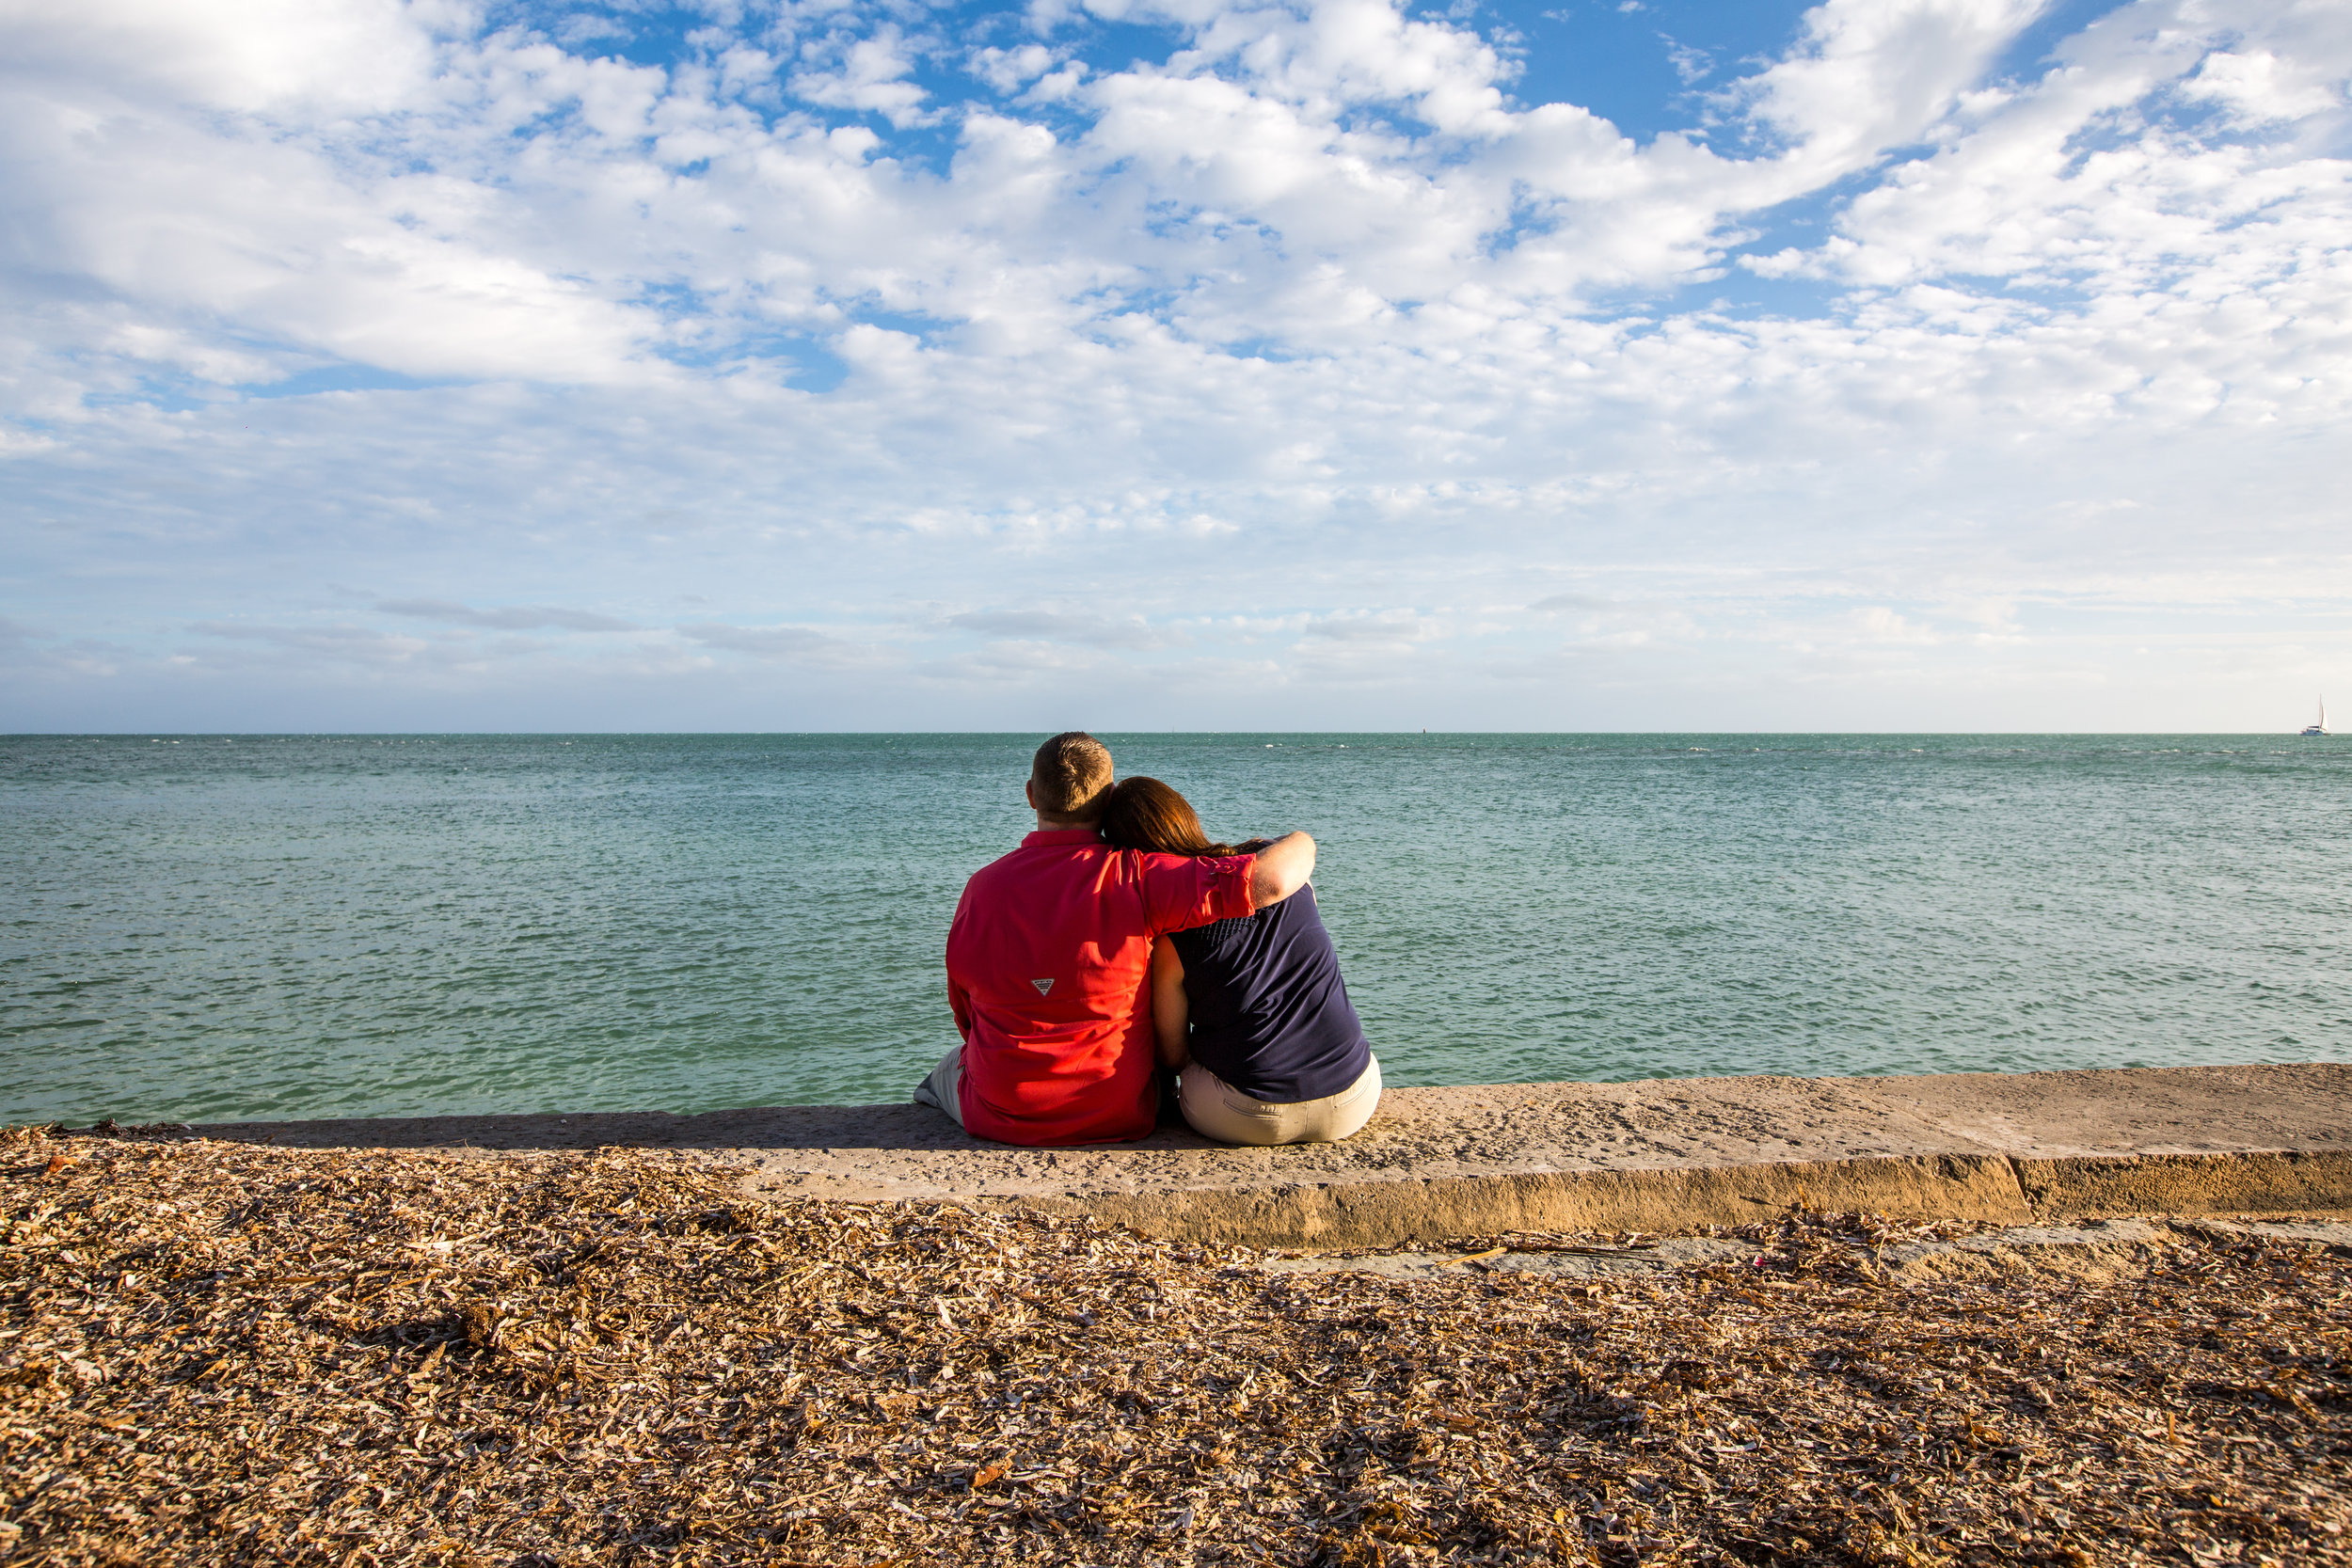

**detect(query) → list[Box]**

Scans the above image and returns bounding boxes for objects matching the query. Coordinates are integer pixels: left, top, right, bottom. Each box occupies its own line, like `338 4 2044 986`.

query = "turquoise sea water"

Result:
4 733 2347 1125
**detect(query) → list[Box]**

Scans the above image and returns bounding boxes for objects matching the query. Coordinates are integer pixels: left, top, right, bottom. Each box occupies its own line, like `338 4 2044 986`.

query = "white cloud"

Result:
1851 606 1939 643
971 42 1058 92
0 0 437 114
1661 38 1713 86
1736 0 2049 182
790 26 937 127
945 610 1187 648
1300 609 1444 642
374 599 639 632
2180 45 2348 125
188 621 438 664
677 622 889 669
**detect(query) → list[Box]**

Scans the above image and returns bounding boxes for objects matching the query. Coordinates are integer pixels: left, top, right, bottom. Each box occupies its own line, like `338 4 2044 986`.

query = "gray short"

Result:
912 1047 964 1128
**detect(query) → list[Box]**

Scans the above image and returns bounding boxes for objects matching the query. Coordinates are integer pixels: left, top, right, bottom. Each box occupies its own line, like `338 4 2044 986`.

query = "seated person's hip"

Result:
1179 1053 1381 1146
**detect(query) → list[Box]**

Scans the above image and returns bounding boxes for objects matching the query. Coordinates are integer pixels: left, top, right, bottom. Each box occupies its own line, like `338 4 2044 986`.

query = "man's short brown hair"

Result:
1031 732 1114 821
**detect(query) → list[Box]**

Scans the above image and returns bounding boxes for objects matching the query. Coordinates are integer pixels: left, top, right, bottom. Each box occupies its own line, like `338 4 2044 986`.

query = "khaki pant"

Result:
1179 1054 1381 1147
913 1047 964 1128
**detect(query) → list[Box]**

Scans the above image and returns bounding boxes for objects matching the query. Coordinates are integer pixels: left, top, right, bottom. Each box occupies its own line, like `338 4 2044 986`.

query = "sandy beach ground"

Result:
4 1117 2347 1566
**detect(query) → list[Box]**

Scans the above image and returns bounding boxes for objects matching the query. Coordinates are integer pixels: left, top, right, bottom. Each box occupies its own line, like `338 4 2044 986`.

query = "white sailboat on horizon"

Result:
2302 697 2329 736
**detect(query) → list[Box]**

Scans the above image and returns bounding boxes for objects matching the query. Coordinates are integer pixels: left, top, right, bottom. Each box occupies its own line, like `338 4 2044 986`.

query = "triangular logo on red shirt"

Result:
1031 977 1054 995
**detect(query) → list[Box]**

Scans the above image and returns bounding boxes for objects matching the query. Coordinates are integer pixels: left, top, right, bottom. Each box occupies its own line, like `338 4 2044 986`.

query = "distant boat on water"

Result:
2302 697 2329 736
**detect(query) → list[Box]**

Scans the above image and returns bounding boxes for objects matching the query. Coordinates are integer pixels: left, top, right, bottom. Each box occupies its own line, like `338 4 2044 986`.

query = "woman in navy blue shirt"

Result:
1098 777 1381 1145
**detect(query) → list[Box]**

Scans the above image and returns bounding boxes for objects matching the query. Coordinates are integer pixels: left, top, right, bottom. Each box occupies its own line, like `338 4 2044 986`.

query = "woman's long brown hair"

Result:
1097 777 1233 857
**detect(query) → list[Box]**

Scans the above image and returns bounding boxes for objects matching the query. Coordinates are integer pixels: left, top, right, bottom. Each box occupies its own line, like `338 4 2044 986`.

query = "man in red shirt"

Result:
915 732 1317 1146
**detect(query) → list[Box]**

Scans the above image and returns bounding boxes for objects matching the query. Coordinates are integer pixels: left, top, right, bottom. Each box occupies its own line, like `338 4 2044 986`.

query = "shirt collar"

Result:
1022 827 1103 847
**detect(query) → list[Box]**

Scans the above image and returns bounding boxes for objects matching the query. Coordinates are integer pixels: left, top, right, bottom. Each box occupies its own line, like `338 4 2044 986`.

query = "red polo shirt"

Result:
946 829 1256 1146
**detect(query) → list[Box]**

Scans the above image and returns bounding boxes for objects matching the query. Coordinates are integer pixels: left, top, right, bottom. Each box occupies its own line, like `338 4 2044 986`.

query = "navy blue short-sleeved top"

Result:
1169 882 1371 1104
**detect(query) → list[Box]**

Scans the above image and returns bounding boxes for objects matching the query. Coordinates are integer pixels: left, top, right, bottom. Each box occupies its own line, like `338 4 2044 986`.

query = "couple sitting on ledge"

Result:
914 731 1382 1148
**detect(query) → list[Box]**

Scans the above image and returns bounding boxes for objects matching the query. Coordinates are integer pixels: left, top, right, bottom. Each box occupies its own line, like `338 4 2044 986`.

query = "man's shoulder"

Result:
957 839 1230 903
965 837 1117 890
950 841 1141 958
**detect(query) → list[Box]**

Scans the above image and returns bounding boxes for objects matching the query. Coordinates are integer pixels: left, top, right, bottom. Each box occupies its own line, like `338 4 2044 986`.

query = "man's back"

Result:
946 828 1253 1145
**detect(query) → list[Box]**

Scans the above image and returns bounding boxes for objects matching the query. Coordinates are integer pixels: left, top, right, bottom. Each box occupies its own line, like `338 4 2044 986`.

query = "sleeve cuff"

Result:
1216 854 1256 919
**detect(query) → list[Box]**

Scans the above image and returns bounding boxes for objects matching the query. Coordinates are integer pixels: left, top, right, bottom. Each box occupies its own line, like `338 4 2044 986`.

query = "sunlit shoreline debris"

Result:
3 1126 2345 1565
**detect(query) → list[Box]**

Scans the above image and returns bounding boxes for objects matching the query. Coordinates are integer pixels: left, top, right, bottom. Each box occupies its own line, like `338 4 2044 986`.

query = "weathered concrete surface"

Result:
186 1063 2352 1247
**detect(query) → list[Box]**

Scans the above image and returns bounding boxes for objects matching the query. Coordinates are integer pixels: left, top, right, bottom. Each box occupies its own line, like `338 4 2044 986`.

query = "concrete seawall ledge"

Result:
188 1063 2352 1248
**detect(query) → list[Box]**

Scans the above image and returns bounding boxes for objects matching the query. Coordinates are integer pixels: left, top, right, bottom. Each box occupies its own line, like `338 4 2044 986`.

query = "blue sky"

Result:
2 0 2347 731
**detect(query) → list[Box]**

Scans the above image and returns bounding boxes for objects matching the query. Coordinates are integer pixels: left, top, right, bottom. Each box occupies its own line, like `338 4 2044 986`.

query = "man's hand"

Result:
1248 831 1315 909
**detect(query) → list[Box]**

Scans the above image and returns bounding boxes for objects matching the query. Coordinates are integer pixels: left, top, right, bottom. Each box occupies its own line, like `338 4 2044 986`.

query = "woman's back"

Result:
1170 883 1370 1104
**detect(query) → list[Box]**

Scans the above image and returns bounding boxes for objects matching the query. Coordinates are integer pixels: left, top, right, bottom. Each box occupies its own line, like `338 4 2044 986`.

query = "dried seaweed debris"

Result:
3 1127 2348 1565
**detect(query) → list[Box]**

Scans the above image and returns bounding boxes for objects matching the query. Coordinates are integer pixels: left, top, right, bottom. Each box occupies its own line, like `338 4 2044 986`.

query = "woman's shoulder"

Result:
1180 884 1326 958
1173 912 1258 954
